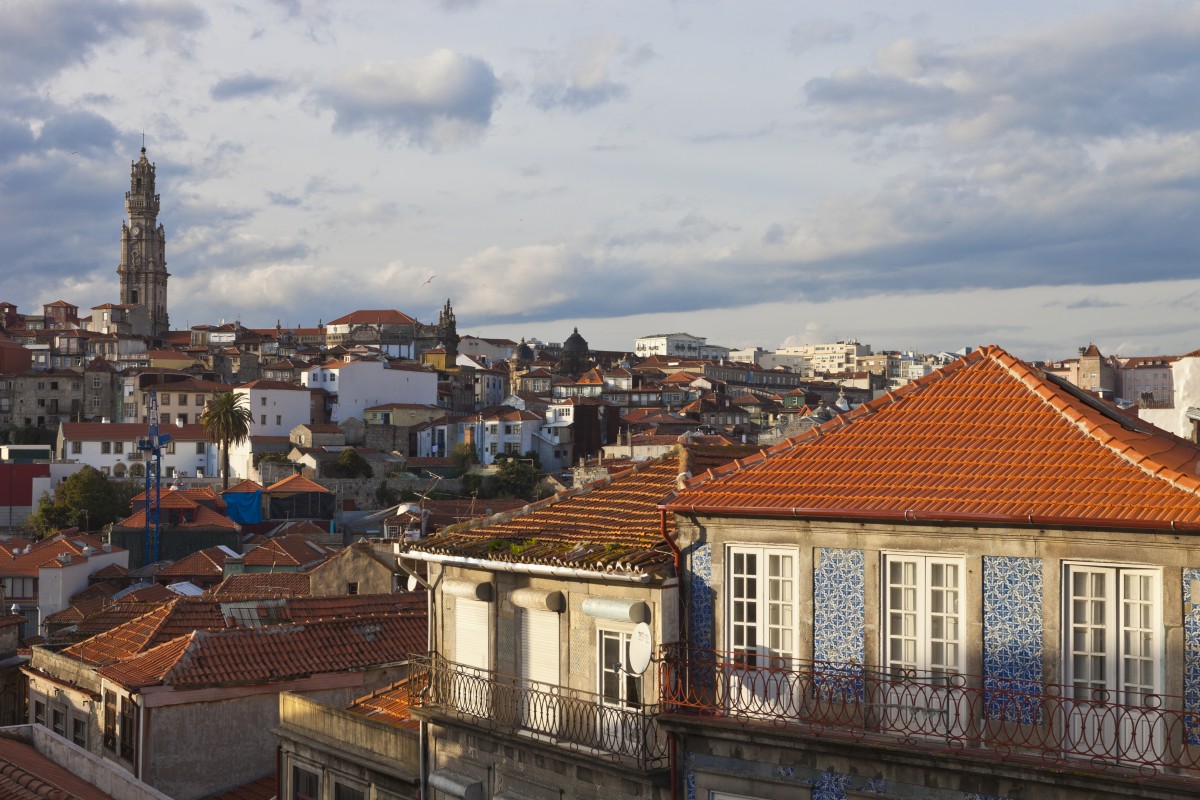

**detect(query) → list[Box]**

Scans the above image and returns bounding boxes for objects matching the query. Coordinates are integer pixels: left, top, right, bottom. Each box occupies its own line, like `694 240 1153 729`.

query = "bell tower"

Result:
117 145 169 337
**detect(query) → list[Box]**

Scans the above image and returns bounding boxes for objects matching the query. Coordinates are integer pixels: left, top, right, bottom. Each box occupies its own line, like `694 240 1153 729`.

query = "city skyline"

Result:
2 0 1199 359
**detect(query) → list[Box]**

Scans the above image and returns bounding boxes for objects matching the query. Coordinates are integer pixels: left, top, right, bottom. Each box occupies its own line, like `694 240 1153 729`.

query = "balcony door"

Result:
453 598 490 716
726 546 798 716
881 554 967 737
518 608 560 732
1064 564 1162 762
598 629 643 756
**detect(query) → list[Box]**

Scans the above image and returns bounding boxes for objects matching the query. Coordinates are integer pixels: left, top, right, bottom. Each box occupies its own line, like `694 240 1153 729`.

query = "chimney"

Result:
101 543 112 553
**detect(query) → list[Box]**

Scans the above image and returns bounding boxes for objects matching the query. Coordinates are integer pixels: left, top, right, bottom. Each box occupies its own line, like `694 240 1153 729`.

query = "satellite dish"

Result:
627 622 653 675
406 573 421 592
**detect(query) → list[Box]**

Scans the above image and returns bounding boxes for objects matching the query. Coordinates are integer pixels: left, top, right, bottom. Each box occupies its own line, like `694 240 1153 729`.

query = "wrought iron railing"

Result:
658 644 1200 777
411 654 667 770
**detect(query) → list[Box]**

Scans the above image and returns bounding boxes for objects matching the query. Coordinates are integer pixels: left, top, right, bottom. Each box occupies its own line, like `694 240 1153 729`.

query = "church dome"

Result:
563 327 589 354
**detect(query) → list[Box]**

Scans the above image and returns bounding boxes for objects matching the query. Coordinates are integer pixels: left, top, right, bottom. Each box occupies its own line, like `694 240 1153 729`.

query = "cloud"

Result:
0 0 206 89
312 50 501 149
530 32 649 112
211 73 292 101
804 5 1200 141
787 19 854 54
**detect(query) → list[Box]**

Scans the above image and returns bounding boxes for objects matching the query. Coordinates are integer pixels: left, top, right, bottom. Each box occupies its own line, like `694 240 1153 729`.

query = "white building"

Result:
301 359 438 423
223 380 314 481
473 409 543 464
634 332 730 360
727 347 812 374
777 339 871 373
57 422 217 480
458 336 517 366
1139 351 1200 440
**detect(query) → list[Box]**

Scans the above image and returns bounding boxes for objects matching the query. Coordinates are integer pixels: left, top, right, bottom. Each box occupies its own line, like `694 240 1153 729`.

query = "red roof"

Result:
242 535 333 568
0 464 49 506
224 479 265 493
668 344 1200 530
97 611 427 689
61 422 211 442
327 309 419 326
64 598 227 666
0 735 116 799
347 673 426 731
266 473 331 494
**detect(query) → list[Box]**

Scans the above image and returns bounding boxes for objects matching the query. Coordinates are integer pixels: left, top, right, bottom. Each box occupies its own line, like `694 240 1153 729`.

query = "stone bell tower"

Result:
117 145 169 337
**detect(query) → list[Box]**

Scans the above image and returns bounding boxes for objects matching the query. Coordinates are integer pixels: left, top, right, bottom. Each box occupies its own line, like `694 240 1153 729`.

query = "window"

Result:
52 707 65 737
195 394 205 406
196 442 206 455
92 377 101 389
160 413 169 425
72 717 87 747
50 381 58 390
727 546 797 667
103 692 116 751
292 765 320 800
178 394 187 406
33 699 45 726
71 441 82 454
91 397 100 408
276 415 282 425
261 396 267 406
598 629 642 749
883 555 963 677
347 582 359 595
334 784 365 800
160 393 170 405
113 441 123 454
119 696 136 761
166 442 175 455
261 414 267 425
1064 563 1161 756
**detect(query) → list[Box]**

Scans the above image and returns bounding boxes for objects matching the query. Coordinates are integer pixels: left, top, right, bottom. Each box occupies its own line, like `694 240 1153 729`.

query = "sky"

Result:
1 0 1199 361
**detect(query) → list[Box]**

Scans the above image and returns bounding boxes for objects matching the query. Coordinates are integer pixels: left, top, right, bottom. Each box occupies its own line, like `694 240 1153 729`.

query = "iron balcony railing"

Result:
412 654 667 770
658 644 1200 778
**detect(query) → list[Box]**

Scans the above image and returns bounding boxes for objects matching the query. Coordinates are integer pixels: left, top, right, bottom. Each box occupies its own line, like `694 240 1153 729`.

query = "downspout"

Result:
137 696 146 784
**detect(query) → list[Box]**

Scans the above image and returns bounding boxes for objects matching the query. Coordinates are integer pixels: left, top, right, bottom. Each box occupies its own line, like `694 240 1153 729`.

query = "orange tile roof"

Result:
157 546 238 578
224 479 265 493
283 593 425 623
114 504 239 531
0 735 116 800
243 535 334 568
266 473 331 493
64 598 227 666
405 450 719 578
205 572 312 599
0 532 111 576
97 611 427 689
347 673 426 731
327 309 419 326
667 344 1200 531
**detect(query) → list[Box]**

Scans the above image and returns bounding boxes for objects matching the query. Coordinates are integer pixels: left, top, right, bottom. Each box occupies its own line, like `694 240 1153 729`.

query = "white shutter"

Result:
519 608 559 687
455 598 489 670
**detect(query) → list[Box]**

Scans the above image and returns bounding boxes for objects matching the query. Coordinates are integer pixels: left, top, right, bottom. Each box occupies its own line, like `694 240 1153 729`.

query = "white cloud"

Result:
313 50 501 149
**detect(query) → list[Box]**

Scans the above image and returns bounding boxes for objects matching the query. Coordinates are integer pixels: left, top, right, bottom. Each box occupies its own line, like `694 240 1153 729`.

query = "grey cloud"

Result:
804 6 1200 140
787 19 854 54
313 50 501 149
0 0 206 89
37 110 121 155
529 33 643 113
211 73 292 101
267 191 304 207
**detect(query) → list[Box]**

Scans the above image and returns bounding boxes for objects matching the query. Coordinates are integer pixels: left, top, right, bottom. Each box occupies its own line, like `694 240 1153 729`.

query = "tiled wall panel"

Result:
982 556 1043 725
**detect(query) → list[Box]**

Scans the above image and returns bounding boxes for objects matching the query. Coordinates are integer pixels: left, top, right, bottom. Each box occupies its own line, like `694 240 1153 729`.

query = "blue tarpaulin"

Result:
224 489 263 524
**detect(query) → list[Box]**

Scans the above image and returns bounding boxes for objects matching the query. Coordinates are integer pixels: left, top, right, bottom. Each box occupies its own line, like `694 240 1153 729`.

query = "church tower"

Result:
117 146 169 337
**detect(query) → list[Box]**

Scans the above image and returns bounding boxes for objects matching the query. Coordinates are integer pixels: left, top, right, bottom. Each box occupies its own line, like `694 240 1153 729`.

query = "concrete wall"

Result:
8 724 173 800
277 691 418 800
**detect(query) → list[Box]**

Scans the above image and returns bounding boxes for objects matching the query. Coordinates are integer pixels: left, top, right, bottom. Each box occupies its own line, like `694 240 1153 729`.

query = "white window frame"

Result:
725 545 799 667
879 552 967 737
881 553 965 677
1062 562 1163 759
597 625 644 755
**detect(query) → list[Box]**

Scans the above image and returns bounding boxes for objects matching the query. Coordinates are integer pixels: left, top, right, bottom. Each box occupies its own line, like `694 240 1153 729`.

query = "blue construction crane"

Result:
137 388 172 565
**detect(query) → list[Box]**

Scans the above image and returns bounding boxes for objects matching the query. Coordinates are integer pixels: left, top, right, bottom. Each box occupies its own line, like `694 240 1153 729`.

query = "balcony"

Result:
659 645 1200 781
411 654 667 770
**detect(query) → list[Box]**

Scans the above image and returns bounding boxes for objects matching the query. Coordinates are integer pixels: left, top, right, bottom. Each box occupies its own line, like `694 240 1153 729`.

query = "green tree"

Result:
448 442 477 476
492 454 542 500
374 480 398 507
329 447 374 479
30 466 128 538
200 391 253 491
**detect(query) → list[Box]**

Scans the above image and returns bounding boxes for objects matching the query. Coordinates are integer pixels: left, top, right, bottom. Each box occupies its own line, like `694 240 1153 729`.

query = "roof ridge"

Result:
988 345 1200 499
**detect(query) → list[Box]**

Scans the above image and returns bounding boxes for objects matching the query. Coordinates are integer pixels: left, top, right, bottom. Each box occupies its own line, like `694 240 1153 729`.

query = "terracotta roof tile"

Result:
63 598 227 666
347 672 426 731
403 446 747 578
242 535 334 568
205 572 312 600
0 735 115 800
157 546 237 578
266 474 331 494
667 344 1200 530
97 610 427 689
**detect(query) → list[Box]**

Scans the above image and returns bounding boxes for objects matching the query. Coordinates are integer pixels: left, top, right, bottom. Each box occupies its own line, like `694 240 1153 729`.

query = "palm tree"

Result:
200 391 253 491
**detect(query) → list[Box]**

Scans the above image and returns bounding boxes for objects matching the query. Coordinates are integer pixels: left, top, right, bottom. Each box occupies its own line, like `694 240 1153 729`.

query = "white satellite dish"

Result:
406 573 421 592
627 622 653 675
